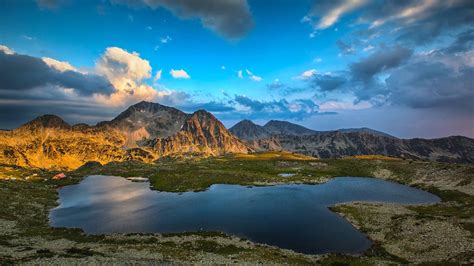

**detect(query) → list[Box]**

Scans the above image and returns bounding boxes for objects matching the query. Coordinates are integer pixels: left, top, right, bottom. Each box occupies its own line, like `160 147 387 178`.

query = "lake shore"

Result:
1 153 473 264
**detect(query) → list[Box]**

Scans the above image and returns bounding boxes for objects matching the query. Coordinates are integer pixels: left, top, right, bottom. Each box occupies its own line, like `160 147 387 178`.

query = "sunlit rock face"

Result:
0 103 251 170
150 110 251 157
97 101 188 147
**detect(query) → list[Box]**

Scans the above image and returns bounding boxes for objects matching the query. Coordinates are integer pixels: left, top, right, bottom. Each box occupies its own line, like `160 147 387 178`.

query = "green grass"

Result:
1 155 473 264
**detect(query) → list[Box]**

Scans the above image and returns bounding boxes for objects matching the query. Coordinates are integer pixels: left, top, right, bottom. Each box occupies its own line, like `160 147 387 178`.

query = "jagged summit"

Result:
18 114 70 131
98 101 188 146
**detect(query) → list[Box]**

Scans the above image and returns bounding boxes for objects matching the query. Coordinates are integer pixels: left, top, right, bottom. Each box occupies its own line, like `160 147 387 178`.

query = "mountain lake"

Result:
49 175 440 254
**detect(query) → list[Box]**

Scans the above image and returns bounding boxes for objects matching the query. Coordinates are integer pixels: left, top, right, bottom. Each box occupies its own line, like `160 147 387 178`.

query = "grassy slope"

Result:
1 152 473 264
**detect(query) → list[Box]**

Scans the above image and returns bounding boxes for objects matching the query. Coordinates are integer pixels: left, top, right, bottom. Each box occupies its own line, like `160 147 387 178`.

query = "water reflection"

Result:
50 175 439 254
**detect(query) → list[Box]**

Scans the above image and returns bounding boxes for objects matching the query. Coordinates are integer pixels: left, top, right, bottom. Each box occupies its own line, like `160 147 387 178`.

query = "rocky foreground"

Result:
0 155 472 264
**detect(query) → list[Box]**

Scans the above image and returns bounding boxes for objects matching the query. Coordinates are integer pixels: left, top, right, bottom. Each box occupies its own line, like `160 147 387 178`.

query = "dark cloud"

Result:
386 62 474 113
111 0 254 39
350 46 412 83
441 29 474 54
0 51 114 96
309 0 474 45
311 74 347 92
233 95 320 120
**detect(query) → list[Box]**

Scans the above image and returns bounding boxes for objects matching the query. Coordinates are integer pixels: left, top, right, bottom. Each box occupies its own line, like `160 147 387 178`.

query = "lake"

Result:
49 175 439 254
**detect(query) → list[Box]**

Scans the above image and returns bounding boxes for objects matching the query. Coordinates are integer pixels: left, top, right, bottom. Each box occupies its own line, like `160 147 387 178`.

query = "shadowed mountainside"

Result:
230 120 474 163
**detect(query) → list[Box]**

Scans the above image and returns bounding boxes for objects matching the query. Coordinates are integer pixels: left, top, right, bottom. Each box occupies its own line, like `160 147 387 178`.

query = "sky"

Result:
0 0 473 138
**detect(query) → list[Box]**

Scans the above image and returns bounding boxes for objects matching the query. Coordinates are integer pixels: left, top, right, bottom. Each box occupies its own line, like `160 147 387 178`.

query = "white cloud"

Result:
22 35 34 40
160 35 172 43
154 69 162 81
363 45 375 52
246 69 262 82
237 70 243 79
319 100 372 112
295 69 318 80
42 57 78 72
221 65 226 70
316 0 367 29
313 57 323 63
96 47 152 91
370 0 438 28
0 45 15 55
170 69 191 79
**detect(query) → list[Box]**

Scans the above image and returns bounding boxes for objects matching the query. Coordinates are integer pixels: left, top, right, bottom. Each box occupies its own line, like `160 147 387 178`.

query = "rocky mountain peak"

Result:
98 101 188 146
229 119 269 140
18 114 70 131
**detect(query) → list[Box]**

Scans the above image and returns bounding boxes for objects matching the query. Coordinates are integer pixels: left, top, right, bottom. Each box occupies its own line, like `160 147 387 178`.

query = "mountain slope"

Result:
229 120 269 140
0 115 137 169
0 104 251 170
249 132 474 163
98 101 188 147
151 110 251 157
263 120 317 135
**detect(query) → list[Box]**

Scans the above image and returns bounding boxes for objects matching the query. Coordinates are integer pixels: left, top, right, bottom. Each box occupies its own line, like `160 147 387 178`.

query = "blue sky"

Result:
0 0 473 138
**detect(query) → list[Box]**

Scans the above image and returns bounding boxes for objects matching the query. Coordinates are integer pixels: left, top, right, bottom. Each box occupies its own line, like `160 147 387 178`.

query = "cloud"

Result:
306 0 367 30
313 57 323 63
311 73 347 92
111 0 254 39
386 61 474 113
267 79 285 89
350 46 412 83
296 69 317 80
310 0 474 45
245 69 262 82
96 47 152 92
0 45 15 55
42 57 78 72
336 40 355 55
0 48 114 96
154 69 162 81
160 35 172 43
170 69 191 79
232 95 320 120
237 70 243 79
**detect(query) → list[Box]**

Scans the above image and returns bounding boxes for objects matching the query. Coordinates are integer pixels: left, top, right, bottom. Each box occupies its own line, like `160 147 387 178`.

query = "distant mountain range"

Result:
0 101 472 170
230 120 473 163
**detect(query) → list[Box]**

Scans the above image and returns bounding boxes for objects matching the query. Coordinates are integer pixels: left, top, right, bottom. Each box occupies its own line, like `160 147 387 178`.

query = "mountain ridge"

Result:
0 102 473 170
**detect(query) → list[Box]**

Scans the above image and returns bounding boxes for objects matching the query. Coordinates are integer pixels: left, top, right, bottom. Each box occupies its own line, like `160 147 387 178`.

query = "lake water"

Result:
49 175 439 254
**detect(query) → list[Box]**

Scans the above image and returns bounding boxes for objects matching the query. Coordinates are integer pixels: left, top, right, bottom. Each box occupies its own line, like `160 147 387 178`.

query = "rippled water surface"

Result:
50 175 439 254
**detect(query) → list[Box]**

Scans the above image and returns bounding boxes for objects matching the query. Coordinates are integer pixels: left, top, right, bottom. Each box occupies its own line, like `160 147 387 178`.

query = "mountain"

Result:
263 120 317 135
229 120 269 140
0 115 135 169
231 119 474 163
97 101 188 147
0 104 251 169
248 132 474 163
18 114 71 131
334 127 395 138
151 110 251 157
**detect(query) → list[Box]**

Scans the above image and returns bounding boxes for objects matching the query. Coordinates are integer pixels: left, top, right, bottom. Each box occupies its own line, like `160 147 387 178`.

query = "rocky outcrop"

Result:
0 104 251 170
150 110 251 157
97 101 188 147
